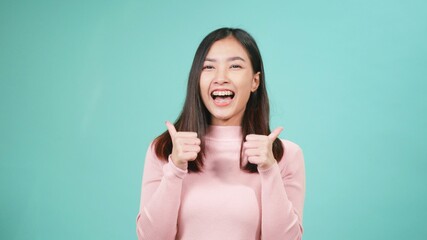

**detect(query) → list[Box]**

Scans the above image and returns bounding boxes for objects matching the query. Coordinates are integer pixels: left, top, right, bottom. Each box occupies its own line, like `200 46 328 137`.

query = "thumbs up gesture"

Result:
166 121 201 170
243 127 284 171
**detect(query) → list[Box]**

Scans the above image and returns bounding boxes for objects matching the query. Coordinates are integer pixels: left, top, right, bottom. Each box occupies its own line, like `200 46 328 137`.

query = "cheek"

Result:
199 79 210 103
235 85 254 107
199 73 210 91
236 77 255 99
238 91 251 105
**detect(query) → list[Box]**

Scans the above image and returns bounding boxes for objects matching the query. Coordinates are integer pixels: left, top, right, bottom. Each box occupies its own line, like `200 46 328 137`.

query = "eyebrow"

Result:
205 56 245 62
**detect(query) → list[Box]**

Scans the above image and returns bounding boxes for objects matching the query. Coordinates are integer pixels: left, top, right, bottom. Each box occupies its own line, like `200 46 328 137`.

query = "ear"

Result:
251 72 260 92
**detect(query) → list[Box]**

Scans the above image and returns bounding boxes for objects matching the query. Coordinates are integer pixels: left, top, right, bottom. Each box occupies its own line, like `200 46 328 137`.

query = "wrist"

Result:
257 159 276 171
175 162 188 170
166 156 188 179
169 155 188 170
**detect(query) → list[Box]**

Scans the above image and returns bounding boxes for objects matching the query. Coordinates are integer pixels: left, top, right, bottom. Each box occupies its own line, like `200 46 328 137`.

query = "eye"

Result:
230 64 242 69
202 65 214 70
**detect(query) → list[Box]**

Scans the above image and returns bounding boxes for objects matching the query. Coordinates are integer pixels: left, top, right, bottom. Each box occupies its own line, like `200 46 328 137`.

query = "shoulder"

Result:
142 140 169 173
145 140 157 155
281 139 303 157
144 140 165 163
277 139 305 171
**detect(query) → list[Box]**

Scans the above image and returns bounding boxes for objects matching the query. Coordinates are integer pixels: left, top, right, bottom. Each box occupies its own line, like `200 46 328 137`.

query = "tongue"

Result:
214 96 232 104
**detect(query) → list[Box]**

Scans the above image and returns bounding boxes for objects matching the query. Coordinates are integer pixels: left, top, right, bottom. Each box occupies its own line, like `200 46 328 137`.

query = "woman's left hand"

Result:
243 127 283 171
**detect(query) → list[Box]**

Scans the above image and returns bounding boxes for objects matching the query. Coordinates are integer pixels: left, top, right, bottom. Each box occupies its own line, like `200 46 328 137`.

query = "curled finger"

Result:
183 145 201 153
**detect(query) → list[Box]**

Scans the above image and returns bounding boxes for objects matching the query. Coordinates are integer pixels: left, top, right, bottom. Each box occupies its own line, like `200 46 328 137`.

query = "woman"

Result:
136 28 305 240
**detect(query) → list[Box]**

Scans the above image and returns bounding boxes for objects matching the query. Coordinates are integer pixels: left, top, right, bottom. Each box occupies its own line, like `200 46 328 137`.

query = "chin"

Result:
210 110 232 119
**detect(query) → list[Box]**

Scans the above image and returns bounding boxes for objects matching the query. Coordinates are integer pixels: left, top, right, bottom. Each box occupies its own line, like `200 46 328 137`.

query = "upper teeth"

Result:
212 90 233 96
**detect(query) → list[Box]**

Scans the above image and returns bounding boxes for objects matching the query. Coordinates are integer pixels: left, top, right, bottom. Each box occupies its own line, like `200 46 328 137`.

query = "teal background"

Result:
1 0 426 239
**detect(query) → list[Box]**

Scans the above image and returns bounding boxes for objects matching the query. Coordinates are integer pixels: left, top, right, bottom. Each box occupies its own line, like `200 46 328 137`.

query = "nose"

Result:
213 66 229 85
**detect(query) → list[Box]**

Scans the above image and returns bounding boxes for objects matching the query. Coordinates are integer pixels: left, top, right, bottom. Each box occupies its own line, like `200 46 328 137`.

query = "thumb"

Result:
165 121 177 137
268 127 283 141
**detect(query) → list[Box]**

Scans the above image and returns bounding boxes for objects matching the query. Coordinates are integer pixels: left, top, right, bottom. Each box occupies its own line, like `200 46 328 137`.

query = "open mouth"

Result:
211 90 235 100
210 90 235 106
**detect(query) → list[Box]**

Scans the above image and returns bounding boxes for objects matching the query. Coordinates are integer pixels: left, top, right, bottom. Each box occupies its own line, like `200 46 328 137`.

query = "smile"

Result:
210 90 235 106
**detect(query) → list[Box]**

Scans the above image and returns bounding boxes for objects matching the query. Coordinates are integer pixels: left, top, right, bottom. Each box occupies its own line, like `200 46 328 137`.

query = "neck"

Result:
205 125 242 140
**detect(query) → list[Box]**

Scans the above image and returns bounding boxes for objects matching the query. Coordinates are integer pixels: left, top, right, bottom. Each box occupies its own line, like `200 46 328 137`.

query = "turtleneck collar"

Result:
204 125 243 141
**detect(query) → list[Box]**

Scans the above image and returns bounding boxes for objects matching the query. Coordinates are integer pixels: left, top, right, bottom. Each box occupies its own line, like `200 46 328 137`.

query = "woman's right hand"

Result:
166 121 201 170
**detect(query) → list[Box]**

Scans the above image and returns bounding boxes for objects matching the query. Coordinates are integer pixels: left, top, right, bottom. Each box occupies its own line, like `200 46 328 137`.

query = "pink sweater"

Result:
136 126 305 240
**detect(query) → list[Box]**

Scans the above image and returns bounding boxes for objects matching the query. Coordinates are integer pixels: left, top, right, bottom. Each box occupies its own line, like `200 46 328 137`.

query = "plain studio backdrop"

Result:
1 0 426 239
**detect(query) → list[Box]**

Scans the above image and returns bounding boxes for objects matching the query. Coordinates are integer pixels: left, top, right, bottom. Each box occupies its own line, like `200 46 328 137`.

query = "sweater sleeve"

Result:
258 140 306 240
136 143 187 240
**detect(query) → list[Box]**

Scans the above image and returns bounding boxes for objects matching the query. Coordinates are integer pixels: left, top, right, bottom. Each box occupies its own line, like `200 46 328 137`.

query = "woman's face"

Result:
200 36 260 126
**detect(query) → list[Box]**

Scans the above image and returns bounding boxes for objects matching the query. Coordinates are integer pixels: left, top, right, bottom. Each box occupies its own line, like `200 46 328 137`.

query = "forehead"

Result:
206 36 250 60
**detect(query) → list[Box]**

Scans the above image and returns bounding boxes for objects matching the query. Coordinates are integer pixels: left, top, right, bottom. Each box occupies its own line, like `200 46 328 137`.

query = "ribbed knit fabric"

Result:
136 126 305 240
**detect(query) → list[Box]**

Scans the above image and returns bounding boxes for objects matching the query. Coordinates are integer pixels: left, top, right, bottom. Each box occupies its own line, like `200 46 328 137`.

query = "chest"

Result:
178 172 261 237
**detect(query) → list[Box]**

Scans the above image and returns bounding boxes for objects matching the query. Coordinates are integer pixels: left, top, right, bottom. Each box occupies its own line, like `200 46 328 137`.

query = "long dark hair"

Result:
153 27 284 173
